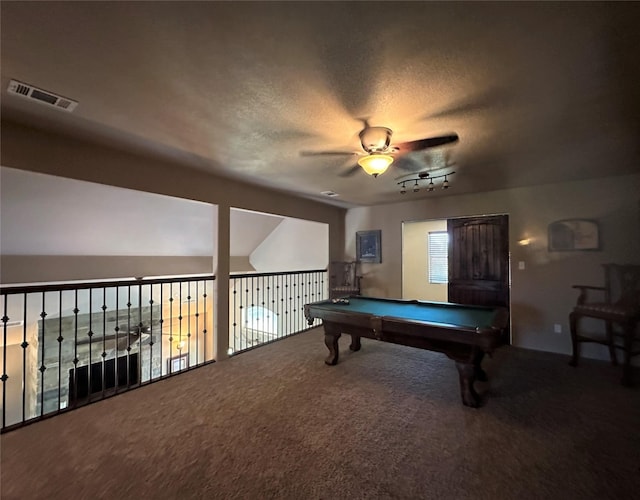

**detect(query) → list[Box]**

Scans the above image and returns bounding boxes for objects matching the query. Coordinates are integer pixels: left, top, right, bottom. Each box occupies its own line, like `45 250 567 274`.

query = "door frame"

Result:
401 213 511 307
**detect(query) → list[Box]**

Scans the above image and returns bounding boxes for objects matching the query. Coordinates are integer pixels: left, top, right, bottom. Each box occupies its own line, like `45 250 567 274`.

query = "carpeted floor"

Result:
1 327 639 499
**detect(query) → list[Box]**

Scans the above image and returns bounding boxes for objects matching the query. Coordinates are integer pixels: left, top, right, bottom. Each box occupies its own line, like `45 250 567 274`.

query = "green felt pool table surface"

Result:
324 297 498 330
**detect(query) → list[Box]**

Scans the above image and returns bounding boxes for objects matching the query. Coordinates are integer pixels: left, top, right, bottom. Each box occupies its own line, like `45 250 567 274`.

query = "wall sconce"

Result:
397 171 455 195
176 340 186 350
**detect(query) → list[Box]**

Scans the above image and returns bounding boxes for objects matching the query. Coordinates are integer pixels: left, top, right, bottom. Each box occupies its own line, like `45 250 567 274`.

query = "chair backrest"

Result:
604 264 640 308
330 261 358 288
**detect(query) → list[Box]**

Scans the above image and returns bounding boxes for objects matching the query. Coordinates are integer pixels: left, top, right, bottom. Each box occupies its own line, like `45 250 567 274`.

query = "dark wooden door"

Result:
448 215 509 308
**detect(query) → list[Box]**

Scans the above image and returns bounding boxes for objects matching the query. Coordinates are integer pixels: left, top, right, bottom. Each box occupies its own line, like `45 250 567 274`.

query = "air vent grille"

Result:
14 83 30 96
7 79 78 112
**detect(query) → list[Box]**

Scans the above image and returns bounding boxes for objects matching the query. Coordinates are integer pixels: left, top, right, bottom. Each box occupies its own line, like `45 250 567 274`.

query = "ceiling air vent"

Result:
7 79 78 112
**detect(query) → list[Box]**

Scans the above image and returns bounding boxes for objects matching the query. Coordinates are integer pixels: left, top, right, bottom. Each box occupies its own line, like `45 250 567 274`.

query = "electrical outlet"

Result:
554 323 562 334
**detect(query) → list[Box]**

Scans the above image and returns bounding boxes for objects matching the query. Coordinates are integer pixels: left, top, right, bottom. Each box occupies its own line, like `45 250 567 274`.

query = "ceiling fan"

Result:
300 122 458 177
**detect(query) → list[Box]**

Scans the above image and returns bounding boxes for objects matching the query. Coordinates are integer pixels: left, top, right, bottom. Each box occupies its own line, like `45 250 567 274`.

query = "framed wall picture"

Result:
356 230 382 263
548 219 600 251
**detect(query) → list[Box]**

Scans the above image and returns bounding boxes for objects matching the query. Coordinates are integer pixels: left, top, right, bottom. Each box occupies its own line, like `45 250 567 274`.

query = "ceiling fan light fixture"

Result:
357 154 393 177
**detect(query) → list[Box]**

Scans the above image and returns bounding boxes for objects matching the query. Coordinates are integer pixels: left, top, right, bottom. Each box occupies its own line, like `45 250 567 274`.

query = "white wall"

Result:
402 219 448 301
346 173 640 361
0 166 215 256
250 217 329 272
0 166 218 283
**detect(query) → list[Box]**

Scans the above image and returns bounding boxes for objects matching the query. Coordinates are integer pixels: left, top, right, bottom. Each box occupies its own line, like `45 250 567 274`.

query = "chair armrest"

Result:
572 285 606 305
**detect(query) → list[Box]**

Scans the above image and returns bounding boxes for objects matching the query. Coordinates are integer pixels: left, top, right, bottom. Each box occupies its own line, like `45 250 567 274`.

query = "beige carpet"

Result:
2 327 639 499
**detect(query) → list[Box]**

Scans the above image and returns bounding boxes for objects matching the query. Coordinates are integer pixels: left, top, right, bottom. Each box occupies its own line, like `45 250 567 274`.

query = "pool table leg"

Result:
474 351 488 382
324 326 341 366
349 335 361 352
455 362 480 408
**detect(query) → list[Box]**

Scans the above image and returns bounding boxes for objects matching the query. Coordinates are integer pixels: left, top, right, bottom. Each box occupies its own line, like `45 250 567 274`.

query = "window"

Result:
428 231 448 284
244 306 278 341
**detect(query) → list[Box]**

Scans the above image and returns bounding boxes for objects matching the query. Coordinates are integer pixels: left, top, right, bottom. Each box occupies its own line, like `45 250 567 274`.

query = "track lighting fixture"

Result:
397 172 455 195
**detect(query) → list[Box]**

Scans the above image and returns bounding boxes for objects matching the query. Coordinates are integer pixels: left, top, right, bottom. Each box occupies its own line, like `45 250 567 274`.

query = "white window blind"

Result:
428 231 449 284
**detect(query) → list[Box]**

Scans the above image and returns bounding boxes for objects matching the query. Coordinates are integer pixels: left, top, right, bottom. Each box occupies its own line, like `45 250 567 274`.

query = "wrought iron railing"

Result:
229 269 327 354
0 275 215 433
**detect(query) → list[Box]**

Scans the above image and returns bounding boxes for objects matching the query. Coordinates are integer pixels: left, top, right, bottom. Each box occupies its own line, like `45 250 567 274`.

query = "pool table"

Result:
304 296 510 408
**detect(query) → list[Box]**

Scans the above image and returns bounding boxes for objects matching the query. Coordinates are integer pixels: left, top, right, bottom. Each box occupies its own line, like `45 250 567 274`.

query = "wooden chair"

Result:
569 263 640 385
329 261 361 299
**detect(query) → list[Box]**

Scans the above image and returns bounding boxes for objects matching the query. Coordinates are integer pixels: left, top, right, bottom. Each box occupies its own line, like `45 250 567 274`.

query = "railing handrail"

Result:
230 269 326 279
0 274 216 296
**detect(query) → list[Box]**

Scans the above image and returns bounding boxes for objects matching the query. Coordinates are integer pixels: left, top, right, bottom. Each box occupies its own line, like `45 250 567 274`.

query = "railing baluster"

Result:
160 284 162 375
168 283 173 374
39 291 46 416
101 287 107 399
178 282 183 367
202 281 208 362
287 273 292 336
126 286 132 387
72 291 79 408
244 278 248 347
232 278 237 352
58 290 63 411
87 288 93 403
186 281 191 368
149 284 153 381
22 293 28 422
2 294 8 429
138 281 143 380
115 287 119 394
195 281 200 362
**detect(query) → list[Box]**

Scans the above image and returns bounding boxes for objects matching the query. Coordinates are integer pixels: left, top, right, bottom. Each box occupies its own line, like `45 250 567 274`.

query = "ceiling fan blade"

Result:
393 155 425 172
424 87 512 120
338 164 361 177
300 150 360 157
393 134 459 154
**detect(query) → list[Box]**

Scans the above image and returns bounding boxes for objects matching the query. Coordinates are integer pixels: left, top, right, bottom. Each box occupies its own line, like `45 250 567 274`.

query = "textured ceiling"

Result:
2 2 639 207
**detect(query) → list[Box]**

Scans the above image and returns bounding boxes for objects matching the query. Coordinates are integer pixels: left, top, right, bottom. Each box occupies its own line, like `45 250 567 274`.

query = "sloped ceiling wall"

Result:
230 208 283 257
250 217 328 272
